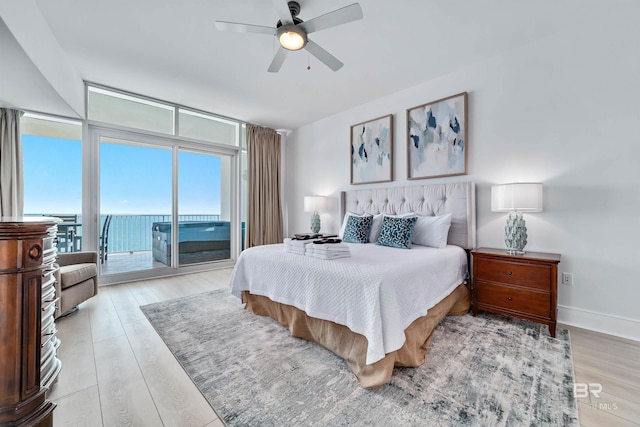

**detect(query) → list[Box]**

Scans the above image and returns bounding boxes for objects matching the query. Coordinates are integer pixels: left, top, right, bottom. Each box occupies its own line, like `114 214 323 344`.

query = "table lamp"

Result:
303 196 328 234
491 183 543 254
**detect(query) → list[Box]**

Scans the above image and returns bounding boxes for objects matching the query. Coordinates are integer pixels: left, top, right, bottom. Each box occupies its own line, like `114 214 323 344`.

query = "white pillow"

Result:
411 213 452 248
369 214 384 243
370 212 415 243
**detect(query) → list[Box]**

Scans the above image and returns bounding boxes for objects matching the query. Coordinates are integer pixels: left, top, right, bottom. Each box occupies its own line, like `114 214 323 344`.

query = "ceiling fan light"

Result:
278 26 306 51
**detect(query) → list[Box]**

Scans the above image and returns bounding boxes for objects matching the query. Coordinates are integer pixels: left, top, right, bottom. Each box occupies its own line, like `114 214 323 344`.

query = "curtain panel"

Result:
0 108 24 217
246 124 283 247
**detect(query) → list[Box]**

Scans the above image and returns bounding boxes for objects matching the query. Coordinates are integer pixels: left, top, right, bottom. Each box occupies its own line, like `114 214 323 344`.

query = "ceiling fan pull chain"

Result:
307 51 311 70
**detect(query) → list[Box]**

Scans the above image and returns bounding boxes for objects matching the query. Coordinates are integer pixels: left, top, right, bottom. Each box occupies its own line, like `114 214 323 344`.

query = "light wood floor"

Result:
50 269 640 426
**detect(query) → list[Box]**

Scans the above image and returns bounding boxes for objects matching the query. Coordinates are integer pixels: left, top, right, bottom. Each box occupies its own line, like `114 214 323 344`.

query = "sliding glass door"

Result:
178 150 230 265
99 136 173 275
90 127 238 283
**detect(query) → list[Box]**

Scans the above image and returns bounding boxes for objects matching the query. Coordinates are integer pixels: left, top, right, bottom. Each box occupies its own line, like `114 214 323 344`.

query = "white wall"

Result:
285 5 640 340
0 0 84 118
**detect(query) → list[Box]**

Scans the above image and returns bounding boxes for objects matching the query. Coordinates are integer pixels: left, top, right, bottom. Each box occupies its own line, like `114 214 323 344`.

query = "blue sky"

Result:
22 135 221 215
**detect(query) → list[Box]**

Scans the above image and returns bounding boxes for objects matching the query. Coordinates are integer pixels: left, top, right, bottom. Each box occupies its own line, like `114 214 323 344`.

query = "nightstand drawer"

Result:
474 282 550 318
475 258 551 290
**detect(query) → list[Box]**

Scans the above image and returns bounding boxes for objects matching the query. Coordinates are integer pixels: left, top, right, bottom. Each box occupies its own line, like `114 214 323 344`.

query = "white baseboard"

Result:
558 305 640 342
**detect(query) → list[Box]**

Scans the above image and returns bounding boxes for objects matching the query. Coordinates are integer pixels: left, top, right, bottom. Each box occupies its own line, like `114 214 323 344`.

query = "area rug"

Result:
140 290 579 426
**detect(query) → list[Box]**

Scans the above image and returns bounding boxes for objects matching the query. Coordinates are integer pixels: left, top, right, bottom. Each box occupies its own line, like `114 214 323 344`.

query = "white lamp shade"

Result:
491 183 543 212
304 196 328 212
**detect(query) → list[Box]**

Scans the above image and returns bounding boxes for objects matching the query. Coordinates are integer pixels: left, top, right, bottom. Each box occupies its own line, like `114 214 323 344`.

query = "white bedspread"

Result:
229 243 468 365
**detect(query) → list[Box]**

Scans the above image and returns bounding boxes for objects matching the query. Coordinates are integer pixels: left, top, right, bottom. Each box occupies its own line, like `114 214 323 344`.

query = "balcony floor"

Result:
100 250 231 275
100 251 164 275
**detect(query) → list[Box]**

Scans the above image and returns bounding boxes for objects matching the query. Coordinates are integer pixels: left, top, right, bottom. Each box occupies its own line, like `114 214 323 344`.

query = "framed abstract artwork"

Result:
406 92 468 179
350 114 393 184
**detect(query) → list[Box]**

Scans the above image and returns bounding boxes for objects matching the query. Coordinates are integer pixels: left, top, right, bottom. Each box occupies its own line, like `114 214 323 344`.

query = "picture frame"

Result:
350 114 393 185
406 92 467 180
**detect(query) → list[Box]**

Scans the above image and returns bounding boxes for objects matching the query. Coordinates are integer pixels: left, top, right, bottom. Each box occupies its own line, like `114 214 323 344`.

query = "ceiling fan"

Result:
215 1 363 72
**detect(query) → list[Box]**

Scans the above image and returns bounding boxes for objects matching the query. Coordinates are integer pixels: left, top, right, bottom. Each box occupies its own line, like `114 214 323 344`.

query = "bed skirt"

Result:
242 283 471 388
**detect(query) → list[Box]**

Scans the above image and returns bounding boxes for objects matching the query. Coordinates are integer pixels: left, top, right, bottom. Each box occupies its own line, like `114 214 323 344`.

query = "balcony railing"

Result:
105 214 221 253
29 214 221 254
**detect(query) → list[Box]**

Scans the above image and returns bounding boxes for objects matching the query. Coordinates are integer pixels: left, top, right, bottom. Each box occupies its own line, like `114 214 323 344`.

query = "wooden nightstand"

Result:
471 247 561 338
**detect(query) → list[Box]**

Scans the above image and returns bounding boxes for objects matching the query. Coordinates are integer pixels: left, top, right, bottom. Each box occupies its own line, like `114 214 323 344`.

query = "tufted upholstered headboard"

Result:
340 181 476 249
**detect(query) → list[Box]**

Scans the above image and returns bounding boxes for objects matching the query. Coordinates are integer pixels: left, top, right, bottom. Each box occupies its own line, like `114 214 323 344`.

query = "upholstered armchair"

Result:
54 251 98 318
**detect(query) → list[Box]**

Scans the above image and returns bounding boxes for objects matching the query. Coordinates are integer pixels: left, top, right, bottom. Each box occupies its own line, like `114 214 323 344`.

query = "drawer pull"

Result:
507 271 513 275
29 244 43 261
507 297 513 301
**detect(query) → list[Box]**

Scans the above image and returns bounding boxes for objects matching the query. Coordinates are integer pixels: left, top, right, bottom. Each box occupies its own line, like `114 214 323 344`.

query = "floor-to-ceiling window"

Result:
21 114 83 253
21 86 245 284
86 84 244 284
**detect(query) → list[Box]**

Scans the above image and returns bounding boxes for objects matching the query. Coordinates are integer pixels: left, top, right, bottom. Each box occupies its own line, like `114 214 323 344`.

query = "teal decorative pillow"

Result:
342 215 373 243
376 216 417 249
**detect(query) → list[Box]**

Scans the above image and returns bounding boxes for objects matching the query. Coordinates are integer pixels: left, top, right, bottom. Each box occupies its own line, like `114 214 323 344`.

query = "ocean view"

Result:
27 214 221 254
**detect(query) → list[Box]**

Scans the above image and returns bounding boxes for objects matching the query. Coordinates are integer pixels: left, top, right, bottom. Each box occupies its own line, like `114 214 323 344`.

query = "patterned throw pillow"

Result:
376 216 417 249
370 212 415 243
342 215 373 243
339 212 363 239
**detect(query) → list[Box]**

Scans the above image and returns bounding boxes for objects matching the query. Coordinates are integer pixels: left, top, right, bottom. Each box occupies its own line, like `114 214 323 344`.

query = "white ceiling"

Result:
2 0 584 131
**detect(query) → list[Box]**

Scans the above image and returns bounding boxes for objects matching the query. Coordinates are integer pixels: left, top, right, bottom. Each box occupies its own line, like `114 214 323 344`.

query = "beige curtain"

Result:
246 124 283 247
0 108 24 217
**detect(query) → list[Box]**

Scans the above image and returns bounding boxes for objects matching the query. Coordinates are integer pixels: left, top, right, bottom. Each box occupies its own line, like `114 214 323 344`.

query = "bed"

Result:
229 181 476 387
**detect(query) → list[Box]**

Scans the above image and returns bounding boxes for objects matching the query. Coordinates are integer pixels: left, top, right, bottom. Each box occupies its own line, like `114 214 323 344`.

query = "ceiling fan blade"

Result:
298 3 363 34
305 39 343 71
215 21 276 35
268 47 289 72
272 0 294 25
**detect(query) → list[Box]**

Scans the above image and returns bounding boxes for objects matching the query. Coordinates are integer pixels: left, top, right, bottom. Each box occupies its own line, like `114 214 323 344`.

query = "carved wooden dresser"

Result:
0 217 61 426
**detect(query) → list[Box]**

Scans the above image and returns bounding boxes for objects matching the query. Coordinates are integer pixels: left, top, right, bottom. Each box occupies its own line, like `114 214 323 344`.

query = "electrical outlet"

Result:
562 272 573 286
